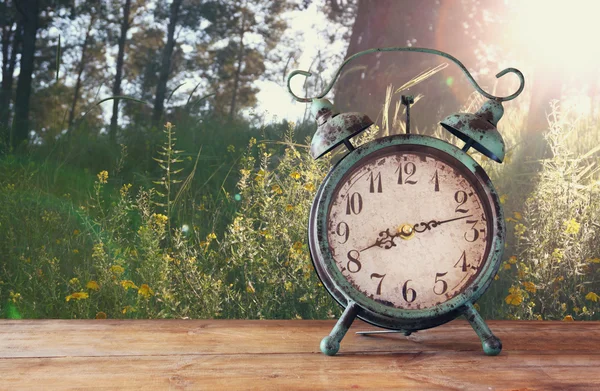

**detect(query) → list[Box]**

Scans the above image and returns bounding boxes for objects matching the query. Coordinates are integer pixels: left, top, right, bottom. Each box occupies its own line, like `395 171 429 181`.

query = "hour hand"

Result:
413 214 473 233
360 229 399 252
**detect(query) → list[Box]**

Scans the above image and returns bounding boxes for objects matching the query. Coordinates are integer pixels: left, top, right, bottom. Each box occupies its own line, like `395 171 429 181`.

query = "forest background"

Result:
1 0 599 321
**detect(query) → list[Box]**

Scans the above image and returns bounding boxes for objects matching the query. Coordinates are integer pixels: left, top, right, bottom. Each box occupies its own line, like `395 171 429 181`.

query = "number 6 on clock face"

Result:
325 146 493 310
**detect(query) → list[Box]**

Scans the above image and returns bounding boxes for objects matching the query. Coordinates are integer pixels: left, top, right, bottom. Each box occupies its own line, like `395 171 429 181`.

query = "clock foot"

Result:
321 300 358 356
463 302 502 356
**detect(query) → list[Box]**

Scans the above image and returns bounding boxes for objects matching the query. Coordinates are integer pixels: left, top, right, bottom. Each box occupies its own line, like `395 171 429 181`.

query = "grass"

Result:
0 88 599 321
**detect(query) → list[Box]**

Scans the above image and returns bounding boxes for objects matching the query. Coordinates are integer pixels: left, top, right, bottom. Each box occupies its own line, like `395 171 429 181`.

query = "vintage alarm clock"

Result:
287 47 525 356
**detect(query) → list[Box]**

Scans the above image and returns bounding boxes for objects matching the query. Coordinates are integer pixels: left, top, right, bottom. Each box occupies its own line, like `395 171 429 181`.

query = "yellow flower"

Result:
120 280 138 290
72 249 79 254
292 241 303 252
122 306 136 314
290 172 301 180
97 170 108 184
95 311 107 319
514 212 523 220
86 281 100 291
254 169 265 182
9 291 21 303
522 281 536 293
503 263 511 270
505 287 523 306
120 183 132 197
494 274 499 281
284 281 293 291
573 307 581 314
499 194 507 204
473 303 480 311
285 204 294 212
508 256 517 264
563 219 581 235
227 144 235 153
65 292 89 302
138 284 154 299
151 213 168 227
249 137 257 146
585 292 600 302
110 265 125 275
563 315 574 322
552 248 564 263
69 277 80 285
206 232 217 241
271 184 283 194
589 258 600 264
246 281 256 294
514 223 526 237
303 183 315 192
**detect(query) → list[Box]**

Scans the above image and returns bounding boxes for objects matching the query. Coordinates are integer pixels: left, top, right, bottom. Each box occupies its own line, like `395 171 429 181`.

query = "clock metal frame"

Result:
308 133 505 355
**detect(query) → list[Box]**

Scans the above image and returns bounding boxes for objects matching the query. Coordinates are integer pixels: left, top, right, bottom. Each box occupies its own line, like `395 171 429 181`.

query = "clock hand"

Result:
360 228 400 252
413 214 474 233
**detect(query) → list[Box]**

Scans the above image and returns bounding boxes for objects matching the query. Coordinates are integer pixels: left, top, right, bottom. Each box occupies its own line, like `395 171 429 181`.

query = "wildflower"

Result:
72 249 79 254
514 212 523 220
494 274 499 281
508 256 517 264
522 281 536 293
246 281 256 294
122 306 136 314
95 312 107 319
249 137 257 146
292 241 303 252
499 194 507 204
573 307 581 314
563 219 581 235
284 281 293 291
290 172 301 180
65 292 89 302
86 281 100 291
303 183 316 192
92 243 105 260
561 303 567 311
505 286 523 306
503 263 511 270
271 184 283 195
69 278 80 285
227 144 235 153
120 280 138 290
110 265 125 275
563 315 574 322
254 169 265 182
589 258 600 264
473 303 480 311
206 232 217 241
514 223 526 237
285 204 294 212
585 292 600 302
73 229 79 235
552 248 564 263
120 183 132 197
9 291 21 303
151 213 168 227
138 284 154 299
97 170 108 184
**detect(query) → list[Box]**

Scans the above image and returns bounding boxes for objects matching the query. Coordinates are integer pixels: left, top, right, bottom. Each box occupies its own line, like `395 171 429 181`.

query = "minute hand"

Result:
413 214 473 233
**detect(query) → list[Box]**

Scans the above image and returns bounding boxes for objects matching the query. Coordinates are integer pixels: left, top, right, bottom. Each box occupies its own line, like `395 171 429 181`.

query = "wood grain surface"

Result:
1 319 599 390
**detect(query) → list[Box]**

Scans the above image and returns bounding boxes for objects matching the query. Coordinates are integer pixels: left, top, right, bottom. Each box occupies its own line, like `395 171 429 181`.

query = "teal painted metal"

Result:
463 301 502 356
287 47 524 103
309 99 373 159
320 300 359 356
307 134 505 354
440 99 506 163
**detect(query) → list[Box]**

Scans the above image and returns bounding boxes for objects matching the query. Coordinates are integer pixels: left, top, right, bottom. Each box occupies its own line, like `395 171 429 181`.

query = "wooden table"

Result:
1 319 599 390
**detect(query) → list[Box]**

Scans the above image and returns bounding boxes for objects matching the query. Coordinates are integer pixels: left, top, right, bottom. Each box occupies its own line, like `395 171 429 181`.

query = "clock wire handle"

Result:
287 47 525 103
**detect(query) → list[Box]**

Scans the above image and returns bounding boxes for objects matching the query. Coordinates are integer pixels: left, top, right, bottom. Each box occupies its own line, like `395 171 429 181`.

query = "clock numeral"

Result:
402 280 417 303
370 273 386 295
433 272 448 295
454 251 470 272
345 192 363 215
396 162 417 185
335 222 350 244
431 169 440 192
454 190 469 213
347 250 362 273
465 219 480 242
368 172 383 193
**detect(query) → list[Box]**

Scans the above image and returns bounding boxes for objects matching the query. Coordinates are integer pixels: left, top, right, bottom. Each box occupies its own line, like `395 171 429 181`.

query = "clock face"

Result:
326 146 493 310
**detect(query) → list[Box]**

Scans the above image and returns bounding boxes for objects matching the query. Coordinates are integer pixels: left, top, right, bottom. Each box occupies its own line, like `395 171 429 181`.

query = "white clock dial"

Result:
327 148 492 310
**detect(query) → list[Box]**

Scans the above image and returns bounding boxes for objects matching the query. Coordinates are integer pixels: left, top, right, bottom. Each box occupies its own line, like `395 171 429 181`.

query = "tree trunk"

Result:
109 0 131 145
229 8 246 120
67 14 95 130
152 0 183 127
13 0 39 149
1 20 21 132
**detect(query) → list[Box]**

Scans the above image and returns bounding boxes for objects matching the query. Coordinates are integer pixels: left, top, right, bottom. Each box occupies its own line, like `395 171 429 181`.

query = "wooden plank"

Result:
2 319 600 357
1 320 599 390
1 353 599 390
